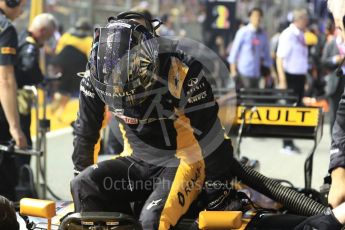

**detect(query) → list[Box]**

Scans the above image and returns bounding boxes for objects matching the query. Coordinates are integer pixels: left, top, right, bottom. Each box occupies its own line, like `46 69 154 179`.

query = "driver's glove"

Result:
293 207 343 230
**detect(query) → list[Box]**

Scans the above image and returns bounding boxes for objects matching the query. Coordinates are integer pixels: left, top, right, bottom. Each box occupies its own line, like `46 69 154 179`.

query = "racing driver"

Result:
70 11 235 229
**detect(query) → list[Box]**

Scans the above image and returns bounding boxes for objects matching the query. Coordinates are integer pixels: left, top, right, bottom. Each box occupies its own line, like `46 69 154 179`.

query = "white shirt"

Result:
277 23 308 75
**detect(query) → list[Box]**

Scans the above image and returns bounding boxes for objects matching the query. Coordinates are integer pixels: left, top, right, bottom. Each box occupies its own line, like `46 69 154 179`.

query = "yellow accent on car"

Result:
199 211 242 229
20 198 56 230
20 198 56 218
236 106 320 127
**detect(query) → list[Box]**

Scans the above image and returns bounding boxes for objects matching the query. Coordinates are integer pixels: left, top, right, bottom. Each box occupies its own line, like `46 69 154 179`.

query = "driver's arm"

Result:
72 76 105 174
176 53 234 173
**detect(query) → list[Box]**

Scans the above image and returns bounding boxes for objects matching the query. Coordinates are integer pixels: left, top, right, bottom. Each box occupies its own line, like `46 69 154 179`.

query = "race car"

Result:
12 89 328 230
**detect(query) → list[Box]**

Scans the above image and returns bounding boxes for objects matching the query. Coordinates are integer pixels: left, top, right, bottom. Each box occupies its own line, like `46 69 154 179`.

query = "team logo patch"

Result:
187 91 207 103
187 78 199 87
146 199 162 210
1 47 16 55
116 114 138 124
80 85 95 98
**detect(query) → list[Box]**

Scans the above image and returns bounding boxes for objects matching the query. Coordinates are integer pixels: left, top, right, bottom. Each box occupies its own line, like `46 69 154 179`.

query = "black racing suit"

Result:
71 46 235 229
0 9 19 200
14 30 44 167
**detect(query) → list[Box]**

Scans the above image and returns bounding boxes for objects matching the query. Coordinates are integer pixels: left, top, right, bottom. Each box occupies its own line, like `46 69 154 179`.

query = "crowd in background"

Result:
94 1 343 155
1 0 340 155
2 1 345 229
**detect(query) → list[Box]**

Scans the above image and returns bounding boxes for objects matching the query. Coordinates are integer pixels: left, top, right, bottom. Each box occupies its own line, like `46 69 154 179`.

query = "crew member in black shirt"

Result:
0 0 27 200
15 13 56 168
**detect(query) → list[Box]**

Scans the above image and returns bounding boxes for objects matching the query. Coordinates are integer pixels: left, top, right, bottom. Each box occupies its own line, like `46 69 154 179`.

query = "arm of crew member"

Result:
230 63 237 78
329 88 345 208
262 33 272 69
0 65 27 148
321 41 343 69
228 29 243 78
333 201 345 224
329 166 345 209
276 31 291 89
276 56 286 89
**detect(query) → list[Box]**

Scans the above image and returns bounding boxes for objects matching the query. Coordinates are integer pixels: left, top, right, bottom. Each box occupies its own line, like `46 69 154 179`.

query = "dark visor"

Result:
90 20 158 109
96 22 139 85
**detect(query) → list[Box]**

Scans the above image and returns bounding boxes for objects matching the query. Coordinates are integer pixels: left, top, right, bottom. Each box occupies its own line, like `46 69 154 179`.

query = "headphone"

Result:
5 0 21 8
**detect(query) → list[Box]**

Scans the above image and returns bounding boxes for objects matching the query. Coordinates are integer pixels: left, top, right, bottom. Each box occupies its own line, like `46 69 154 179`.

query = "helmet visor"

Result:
90 20 158 109
97 23 137 84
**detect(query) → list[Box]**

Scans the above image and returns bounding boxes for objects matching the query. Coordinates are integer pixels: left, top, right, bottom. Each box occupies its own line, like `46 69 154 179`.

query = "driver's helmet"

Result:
87 12 159 111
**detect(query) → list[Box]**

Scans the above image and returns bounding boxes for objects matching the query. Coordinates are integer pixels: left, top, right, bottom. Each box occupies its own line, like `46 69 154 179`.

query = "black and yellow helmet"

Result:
88 12 160 111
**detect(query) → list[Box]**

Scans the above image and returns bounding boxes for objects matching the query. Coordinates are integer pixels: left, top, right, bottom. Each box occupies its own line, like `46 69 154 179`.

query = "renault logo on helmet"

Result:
187 78 199 87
